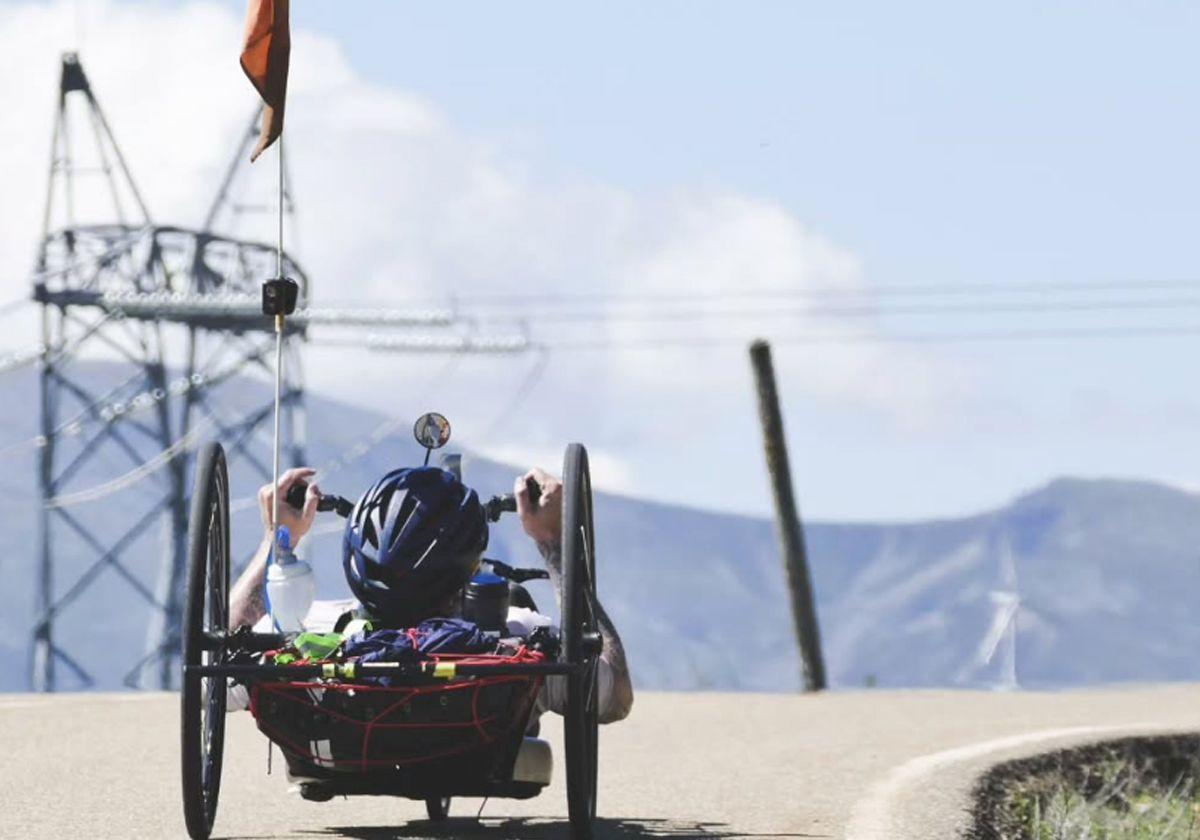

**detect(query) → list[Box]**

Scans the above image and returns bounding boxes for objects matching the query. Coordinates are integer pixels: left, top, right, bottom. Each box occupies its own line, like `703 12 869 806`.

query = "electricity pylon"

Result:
31 53 309 691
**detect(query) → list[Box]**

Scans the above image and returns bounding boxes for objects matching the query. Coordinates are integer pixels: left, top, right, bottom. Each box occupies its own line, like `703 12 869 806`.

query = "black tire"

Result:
560 443 600 840
181 443 231 840
425 796 451 821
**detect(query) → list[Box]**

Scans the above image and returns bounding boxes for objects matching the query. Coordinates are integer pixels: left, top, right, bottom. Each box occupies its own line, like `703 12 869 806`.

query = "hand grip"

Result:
284 480 308 511
482 477 544 523
283 480 353 517
525 475 542 509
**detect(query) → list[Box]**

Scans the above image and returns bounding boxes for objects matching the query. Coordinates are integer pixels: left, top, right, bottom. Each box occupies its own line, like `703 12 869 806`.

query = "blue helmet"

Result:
342 466 488 626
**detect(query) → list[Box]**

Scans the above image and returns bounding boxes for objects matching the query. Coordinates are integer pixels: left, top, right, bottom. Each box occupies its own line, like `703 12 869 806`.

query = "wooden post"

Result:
749 339 827 691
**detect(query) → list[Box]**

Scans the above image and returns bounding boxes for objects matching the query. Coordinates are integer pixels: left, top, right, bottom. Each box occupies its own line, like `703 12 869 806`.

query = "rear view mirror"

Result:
414 412 452 465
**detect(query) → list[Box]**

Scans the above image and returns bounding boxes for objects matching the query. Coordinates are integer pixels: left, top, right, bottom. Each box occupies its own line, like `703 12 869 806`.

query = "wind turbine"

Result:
973 532 1020 690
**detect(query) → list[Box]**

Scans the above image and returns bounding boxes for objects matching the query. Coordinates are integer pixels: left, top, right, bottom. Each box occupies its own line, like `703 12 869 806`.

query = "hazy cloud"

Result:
0 0 955 504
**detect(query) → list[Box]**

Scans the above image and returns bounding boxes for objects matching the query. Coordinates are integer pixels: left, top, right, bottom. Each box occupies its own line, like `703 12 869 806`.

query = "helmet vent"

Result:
391 505 420 551
411 538 439 570
360 515 379 549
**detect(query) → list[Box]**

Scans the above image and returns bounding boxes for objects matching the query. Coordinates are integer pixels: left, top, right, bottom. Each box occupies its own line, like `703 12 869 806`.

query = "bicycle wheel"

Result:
181 442 231 840
560 443 601 840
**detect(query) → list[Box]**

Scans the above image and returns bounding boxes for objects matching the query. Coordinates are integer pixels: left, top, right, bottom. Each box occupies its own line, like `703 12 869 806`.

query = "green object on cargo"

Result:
292 631 345 661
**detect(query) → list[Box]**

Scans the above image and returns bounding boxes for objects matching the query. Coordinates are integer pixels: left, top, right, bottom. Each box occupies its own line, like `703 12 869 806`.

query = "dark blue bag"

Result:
343 617 494 682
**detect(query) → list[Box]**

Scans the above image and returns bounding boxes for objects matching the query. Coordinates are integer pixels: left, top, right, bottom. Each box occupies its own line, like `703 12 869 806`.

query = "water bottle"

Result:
462 572 510 633
266 526 315 633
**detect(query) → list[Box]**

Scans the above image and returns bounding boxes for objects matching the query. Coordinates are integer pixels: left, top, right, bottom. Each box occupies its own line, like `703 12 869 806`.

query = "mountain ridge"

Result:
0 363 1196 692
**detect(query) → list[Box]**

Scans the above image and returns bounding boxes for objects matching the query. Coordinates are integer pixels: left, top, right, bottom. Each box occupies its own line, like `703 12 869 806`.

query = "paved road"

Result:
2 686 1198 839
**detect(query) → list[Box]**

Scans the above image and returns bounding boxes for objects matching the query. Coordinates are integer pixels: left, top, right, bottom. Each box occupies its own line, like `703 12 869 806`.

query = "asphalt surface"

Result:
2 685 1198 839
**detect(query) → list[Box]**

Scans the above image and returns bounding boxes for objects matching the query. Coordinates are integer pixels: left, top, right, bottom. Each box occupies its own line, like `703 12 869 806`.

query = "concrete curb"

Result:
844 724 1199 839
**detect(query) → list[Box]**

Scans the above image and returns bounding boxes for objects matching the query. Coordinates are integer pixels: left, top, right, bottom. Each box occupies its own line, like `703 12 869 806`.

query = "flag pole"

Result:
270 135 285 553
260 142 296 556
243 0 296 553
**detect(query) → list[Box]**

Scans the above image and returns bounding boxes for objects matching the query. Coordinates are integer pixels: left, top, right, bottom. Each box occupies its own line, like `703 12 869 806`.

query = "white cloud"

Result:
470 442 637 497
0 0 957 507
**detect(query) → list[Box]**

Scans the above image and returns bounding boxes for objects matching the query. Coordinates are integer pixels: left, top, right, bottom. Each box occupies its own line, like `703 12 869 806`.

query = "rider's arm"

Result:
516 469 634 723
229 468 320 628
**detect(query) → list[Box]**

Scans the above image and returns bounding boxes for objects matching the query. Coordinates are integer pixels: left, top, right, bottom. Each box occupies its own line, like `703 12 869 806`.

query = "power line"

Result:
314 278 1200 310
0 344 47 375
366 333 529 354
42 417 214 509
0 308 120 379
98 291 454 328
226 350 468 517
480 346 551 439
0 335 273 464
542 323 1200 351
453 296 1200 325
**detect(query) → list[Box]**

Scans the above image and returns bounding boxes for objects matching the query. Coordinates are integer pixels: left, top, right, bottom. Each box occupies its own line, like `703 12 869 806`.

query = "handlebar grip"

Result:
284 480 308 511
485 479 542 522
497 495 518 514
283 480 351 517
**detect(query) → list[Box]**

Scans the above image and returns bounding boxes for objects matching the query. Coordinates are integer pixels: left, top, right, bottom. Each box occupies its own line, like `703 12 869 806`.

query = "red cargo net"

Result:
250 647 545 772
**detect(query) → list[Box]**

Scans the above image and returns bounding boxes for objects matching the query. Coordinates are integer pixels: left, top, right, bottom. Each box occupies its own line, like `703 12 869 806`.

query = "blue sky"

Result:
274 1 1200 518
287 0 1200 288
3 1 1200 521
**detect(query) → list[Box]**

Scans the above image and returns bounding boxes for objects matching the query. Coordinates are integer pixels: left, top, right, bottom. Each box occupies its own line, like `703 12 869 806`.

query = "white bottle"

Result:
266 525 315 633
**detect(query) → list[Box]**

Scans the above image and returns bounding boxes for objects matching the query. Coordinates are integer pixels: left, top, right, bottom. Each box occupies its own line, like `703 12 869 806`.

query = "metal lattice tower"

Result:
29 54 529 693
31 53 309 691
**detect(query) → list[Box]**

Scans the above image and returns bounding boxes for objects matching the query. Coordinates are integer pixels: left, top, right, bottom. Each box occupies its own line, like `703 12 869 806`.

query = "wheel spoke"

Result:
584 660 600 713
579 525 598 629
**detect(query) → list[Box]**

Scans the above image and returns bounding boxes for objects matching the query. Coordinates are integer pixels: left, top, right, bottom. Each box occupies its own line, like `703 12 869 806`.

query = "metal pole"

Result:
39 90 63 260
83 84 150 224
145 356 178 689
276 137 284 278
270 137 284 549
33 305 56 692
748 339 826 692
271 317 283 532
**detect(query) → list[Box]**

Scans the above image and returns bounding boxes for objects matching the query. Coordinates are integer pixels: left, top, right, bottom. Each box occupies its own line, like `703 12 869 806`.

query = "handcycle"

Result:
179 413 603 839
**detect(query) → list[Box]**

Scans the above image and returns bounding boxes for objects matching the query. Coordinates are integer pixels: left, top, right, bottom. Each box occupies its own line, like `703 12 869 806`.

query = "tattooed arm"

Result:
535 536 634 722
229 534 272 628
517 469 634 723
228 467 321 628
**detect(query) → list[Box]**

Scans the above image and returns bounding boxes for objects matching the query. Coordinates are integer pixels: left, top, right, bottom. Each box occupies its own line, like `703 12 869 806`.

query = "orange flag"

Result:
240 0 291 162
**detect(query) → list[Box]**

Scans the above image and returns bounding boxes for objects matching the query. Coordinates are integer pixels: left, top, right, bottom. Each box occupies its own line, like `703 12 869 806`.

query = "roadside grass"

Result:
970 735 1200 840
1011 768 1199 839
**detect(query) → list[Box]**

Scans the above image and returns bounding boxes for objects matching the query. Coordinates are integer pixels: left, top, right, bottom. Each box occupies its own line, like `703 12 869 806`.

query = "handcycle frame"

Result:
180 440 603 840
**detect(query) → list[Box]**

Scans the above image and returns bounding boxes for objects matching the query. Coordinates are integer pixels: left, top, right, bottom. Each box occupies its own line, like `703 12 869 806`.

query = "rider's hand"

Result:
516 468 561 546
258 467 320 544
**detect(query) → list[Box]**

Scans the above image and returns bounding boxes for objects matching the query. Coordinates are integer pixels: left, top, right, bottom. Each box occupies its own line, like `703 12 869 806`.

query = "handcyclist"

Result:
227 464 633 724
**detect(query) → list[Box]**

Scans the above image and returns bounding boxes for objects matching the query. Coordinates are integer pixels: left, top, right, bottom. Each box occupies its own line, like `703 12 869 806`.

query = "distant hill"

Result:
0 364 1197 692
